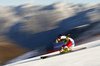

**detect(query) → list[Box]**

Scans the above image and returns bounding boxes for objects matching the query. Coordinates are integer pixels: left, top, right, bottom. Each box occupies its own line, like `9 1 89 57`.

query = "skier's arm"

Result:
56 38 61 43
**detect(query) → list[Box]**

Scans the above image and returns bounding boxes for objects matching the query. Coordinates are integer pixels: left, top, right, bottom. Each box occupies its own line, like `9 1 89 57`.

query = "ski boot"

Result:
60 48 70 53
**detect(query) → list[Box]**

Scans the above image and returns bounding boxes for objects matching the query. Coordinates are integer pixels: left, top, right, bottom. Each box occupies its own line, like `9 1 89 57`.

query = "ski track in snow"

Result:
4 40 100 66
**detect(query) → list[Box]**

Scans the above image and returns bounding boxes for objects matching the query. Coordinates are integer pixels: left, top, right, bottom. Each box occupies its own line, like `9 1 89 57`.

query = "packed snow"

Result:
4 40 100 66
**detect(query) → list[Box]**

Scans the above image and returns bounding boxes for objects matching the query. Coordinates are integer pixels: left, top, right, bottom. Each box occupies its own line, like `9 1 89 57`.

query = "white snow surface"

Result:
4 40 100 66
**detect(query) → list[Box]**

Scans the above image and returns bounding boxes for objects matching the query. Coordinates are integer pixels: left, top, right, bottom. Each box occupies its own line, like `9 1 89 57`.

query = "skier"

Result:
56 34 75 52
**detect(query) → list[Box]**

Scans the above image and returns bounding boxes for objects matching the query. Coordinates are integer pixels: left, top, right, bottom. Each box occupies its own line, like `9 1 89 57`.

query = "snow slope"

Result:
4 40 100 66
0 2 100 64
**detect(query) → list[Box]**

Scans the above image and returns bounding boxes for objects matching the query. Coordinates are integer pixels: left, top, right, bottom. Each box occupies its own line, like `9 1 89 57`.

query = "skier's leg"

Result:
60 45 65 52
68 45 74 50
61 45 69 52
68 41 75 50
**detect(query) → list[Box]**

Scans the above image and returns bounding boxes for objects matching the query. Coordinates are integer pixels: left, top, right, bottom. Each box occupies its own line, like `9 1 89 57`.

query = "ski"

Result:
41 47 86 59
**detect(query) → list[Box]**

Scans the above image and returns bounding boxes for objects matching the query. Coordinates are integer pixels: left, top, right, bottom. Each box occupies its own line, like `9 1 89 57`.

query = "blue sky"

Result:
0 0 100 6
